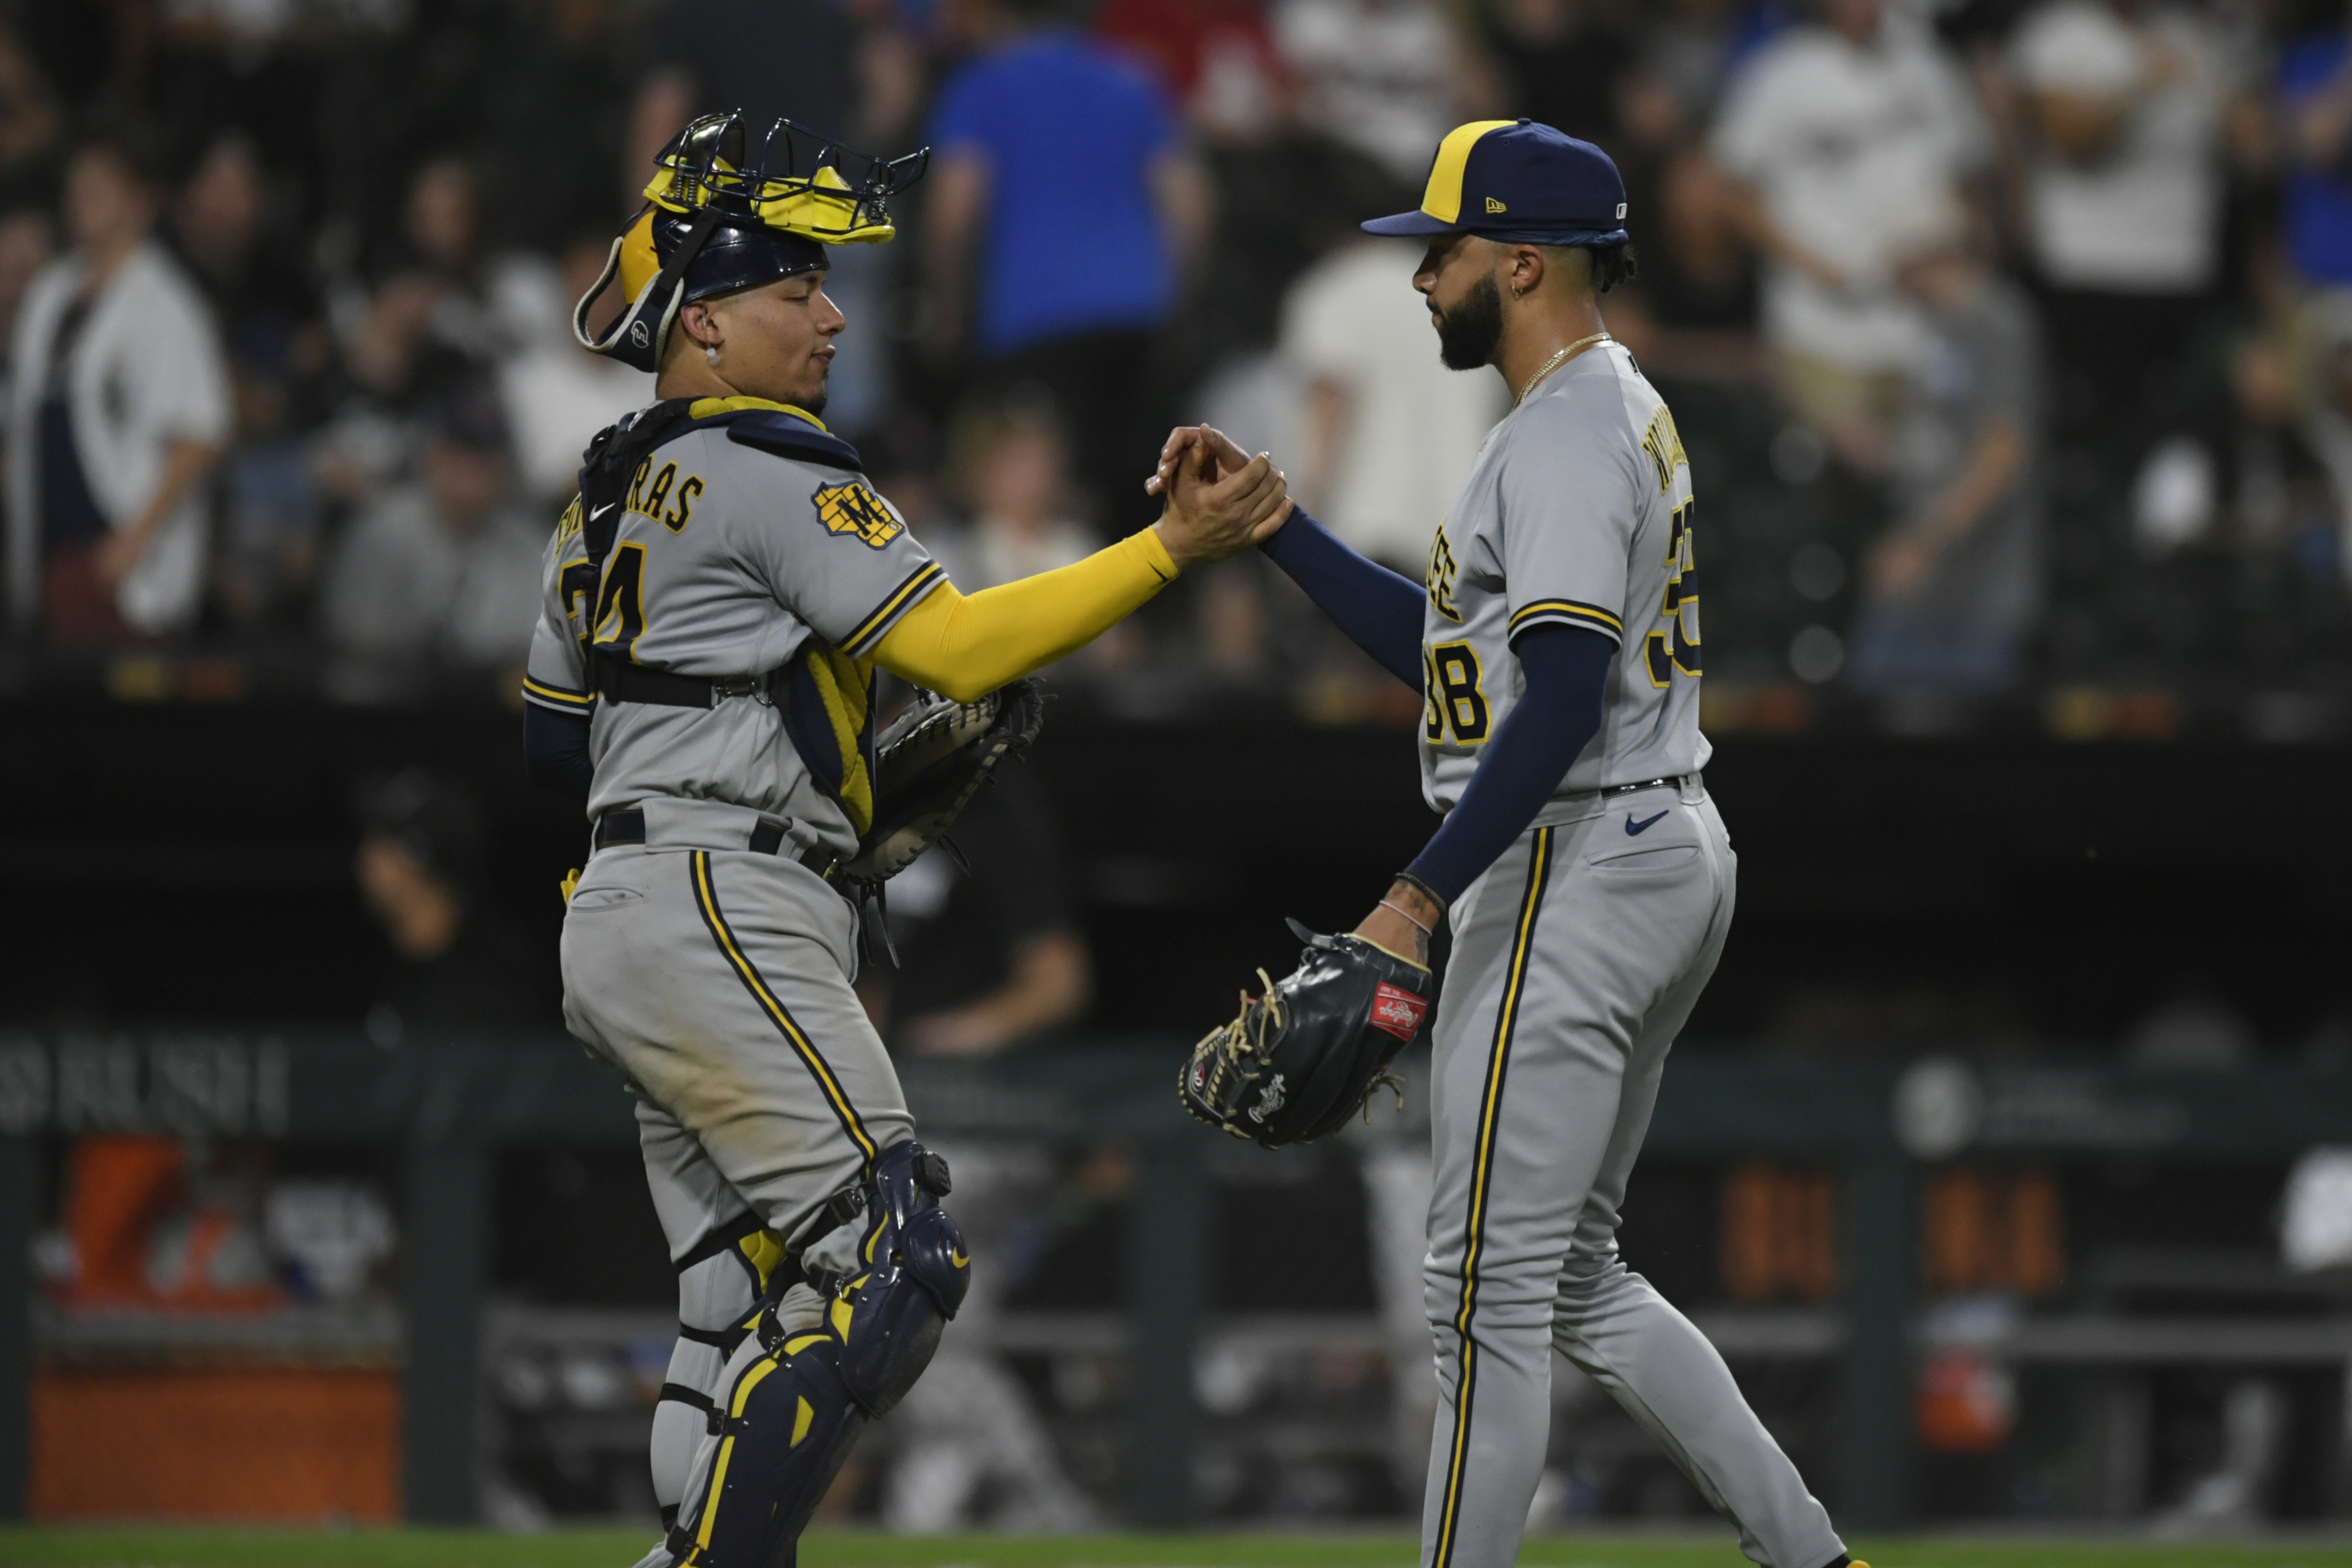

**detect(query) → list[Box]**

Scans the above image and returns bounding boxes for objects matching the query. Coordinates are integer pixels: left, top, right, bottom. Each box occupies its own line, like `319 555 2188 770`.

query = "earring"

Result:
705 344 722 367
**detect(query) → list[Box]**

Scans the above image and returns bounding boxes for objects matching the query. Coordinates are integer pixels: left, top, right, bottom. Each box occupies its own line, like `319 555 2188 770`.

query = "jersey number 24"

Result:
559 547 646 663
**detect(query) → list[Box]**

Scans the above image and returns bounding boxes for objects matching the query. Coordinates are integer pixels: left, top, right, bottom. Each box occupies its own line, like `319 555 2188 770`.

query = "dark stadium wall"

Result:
2 698 2347 1053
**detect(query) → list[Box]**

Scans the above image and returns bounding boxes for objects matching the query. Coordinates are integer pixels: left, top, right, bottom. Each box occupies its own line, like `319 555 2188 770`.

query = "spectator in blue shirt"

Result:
924 0 1209 527
2282 19 2352 287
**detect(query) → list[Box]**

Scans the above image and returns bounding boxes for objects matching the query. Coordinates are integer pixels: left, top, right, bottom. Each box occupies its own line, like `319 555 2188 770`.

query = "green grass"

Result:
0 1531 2349 1568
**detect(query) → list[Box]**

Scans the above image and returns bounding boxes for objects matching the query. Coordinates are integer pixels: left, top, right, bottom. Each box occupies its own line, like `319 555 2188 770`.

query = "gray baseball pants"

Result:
1420 778 1843 1568
560 823 915 1531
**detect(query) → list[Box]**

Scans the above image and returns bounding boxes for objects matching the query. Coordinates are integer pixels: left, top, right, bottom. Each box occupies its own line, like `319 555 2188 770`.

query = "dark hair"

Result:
359 768 484 891
430 377 510 455
72 123 164 188
1590 241 1639 296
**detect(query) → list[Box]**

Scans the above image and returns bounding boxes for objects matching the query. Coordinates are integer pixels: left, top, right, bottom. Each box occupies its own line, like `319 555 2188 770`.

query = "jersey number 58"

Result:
1644 499 1700 688
1424 641 1489 746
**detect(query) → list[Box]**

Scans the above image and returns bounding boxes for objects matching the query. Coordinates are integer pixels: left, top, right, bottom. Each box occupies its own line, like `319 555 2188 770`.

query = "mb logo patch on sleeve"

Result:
813 481 905 549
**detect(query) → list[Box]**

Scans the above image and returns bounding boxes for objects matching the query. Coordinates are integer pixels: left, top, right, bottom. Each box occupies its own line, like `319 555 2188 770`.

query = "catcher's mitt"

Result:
839 677 1046 885
1179 919 1432 1149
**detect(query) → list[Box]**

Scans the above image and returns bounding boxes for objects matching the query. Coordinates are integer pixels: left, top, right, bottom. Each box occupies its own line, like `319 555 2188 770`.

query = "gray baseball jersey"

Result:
522 403 947 859
1418 340 1707 815
528 401 950 1546
1405 346 1843 1568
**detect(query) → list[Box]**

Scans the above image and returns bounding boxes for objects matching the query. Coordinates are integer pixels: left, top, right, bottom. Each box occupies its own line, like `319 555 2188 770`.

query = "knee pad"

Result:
806 1139 970 1417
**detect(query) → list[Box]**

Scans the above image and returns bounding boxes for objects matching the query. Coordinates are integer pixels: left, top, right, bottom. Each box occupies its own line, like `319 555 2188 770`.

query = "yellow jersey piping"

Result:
841 560 946 656
690 851 878 1169
1432 825 1554 1568
1508 598 1623 634
522 675 595 711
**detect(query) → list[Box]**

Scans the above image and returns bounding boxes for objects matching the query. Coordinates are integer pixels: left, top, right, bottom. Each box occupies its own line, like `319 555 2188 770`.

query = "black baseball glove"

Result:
839 678 1047 885
1179 919 1432 1148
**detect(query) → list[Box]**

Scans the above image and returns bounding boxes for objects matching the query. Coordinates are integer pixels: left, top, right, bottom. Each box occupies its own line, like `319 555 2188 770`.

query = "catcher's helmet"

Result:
575 111 929 373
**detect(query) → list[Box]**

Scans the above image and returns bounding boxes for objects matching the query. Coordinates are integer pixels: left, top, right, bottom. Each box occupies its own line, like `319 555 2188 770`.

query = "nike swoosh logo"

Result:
1627 811 1667 836
589 503 617 520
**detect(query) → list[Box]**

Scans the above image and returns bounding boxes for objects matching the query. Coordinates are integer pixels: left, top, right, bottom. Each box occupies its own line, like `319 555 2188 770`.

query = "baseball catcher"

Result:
523 110 1290 1568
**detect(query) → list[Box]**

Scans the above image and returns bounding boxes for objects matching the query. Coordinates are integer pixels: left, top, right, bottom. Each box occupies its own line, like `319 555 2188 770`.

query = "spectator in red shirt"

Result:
1097 0 1291 142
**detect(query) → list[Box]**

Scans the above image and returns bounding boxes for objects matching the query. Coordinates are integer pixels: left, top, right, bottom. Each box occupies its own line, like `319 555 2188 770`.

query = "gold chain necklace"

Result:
1515 330 1611 405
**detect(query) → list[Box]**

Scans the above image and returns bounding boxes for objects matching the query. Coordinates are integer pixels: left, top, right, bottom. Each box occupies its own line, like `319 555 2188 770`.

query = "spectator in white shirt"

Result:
5 137 231 640
1278 235 1506 570
1711 0 1987 468
918 393 1144 679
1273 0 1472 187
2010 0 2251 455
495 235 654 506
938 395 1098 591
397 156 566 365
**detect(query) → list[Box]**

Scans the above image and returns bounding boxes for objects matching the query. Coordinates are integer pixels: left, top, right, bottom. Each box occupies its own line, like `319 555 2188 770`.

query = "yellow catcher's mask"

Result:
576 112 930 372
645 160 899 246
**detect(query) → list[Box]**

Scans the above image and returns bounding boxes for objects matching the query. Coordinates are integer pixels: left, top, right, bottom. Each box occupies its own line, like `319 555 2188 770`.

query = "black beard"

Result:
1434 275 1503 370
802 388 828 418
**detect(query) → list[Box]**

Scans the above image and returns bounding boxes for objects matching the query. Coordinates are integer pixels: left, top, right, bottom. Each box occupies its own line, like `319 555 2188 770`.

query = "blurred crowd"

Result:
2 0 2352 699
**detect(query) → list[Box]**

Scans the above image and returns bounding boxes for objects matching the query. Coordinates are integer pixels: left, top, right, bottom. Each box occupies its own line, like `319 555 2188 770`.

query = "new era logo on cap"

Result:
1363 119 1630 246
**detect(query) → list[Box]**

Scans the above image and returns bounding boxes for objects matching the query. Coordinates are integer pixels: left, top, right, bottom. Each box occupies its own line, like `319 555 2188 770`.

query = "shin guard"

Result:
666 1141 968 1567
668 1328 865 1568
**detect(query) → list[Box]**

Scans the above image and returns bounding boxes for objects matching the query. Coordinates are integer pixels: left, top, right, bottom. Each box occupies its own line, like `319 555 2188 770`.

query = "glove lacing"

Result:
1363 1069 1407 1123
1181 970 1282 1136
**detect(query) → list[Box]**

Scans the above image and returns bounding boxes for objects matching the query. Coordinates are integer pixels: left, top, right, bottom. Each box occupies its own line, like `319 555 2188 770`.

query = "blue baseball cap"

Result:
1363 119 1629 247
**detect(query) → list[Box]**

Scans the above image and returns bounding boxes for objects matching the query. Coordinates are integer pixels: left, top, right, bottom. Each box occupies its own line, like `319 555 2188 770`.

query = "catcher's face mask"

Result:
575 112 930 373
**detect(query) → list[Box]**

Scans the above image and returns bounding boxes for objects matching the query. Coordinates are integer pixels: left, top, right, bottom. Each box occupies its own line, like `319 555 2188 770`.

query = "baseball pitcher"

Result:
1161 120 1862 1568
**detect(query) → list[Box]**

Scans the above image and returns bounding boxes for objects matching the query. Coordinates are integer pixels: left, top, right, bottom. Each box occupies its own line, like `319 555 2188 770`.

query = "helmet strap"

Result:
574 207 724 372
569 233 627 355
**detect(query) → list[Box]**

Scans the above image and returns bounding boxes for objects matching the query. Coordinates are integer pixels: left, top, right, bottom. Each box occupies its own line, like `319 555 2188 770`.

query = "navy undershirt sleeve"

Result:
1258 506 1424 688
1403 623 1615 905
524 704 594 802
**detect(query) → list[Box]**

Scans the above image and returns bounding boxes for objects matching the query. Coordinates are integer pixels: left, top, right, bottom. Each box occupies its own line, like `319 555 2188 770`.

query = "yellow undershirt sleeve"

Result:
870 528 1179 702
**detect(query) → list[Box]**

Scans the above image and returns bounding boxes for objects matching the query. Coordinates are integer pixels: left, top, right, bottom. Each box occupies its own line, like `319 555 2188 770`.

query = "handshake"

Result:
1145 424 1295 571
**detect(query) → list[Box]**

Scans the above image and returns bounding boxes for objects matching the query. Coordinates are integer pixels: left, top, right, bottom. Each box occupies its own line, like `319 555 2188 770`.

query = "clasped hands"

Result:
1146 424 1292 570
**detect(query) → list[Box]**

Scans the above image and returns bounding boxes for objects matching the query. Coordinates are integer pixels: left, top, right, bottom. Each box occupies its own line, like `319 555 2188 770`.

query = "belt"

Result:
1602 773 1695 797
591 652 778 709
593 808 842 884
